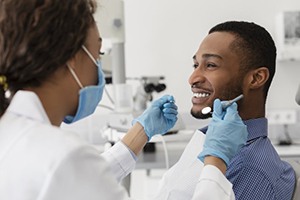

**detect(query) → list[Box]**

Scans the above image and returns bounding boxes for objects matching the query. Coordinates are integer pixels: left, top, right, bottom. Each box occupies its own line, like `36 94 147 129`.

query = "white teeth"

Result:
193 93 210 98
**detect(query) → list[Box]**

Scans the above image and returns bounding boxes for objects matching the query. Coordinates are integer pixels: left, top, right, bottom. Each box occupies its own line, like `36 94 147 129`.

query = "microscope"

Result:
133 76 166 113
102 76 167 140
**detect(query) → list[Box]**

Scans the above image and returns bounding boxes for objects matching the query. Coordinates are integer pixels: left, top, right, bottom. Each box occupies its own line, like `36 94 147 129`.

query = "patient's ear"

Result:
246 67 269 89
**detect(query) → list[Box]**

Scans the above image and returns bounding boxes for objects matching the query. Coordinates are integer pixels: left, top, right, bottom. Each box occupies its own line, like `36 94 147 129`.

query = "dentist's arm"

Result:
203 156 227 174
121 123 148 156
102 95 178 182
192 99 248 200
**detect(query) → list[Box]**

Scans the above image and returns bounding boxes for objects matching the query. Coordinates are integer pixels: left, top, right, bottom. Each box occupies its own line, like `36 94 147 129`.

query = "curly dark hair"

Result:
0 0 97 116
209 21 276 101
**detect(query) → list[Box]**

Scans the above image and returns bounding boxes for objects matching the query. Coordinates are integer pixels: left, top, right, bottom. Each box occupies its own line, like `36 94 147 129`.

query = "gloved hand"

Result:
132 95 178 140
198 99 248 166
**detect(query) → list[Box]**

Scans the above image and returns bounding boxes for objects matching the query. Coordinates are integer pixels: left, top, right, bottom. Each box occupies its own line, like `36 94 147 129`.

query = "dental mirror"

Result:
201 94 244 115
201 106 212 115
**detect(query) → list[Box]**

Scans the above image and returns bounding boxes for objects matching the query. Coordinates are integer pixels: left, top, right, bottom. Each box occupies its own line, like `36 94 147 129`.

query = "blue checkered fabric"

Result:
226 118 295 200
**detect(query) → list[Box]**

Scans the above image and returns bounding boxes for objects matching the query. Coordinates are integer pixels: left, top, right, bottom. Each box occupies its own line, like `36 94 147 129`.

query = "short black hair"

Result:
209 21 276 99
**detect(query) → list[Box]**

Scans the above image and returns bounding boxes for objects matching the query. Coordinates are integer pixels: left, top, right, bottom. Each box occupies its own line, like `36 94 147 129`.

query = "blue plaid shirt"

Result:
202 118 295 200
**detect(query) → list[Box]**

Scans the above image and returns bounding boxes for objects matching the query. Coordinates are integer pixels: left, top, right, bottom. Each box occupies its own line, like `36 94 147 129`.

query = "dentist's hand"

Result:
198 99 248 166
132 95 178 140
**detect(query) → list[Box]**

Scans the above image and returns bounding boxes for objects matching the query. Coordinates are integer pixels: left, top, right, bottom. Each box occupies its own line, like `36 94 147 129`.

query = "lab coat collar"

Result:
199 117 268 142
7 90 51 124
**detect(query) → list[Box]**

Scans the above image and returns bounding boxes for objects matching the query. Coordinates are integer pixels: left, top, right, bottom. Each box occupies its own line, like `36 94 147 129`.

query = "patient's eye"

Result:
206 63 216 68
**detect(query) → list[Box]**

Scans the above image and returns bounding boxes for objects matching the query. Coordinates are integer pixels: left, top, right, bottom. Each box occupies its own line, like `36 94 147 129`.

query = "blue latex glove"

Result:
132 95 178 140
198 99 248 166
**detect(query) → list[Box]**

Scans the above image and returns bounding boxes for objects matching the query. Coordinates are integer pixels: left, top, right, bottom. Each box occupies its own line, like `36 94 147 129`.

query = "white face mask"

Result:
64 46 106 124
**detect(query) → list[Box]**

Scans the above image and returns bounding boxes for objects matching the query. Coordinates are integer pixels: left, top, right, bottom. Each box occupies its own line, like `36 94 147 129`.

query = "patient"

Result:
153 21 296 200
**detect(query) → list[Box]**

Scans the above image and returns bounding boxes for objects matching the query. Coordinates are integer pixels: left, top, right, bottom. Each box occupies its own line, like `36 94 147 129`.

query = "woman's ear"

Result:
66 48 85 70
66 58 76 70
246 67 269 90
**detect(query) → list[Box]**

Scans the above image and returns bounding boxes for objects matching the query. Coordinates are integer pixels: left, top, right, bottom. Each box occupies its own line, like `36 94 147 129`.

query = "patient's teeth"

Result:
193 93 210 98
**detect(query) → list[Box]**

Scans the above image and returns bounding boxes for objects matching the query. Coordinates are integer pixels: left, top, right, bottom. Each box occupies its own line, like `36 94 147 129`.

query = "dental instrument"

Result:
201 94 244 115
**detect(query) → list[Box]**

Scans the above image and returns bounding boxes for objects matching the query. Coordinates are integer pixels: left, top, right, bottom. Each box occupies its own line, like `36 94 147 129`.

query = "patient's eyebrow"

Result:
193 54 222 61
202 53 223 60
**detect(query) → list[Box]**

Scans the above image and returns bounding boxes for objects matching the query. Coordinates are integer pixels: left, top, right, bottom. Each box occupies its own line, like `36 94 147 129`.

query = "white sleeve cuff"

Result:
101 141 136 182
192 165 234 200
200 165 233 194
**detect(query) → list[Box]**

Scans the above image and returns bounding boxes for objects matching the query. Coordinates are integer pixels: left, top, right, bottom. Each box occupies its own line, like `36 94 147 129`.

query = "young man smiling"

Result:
153 21 296 200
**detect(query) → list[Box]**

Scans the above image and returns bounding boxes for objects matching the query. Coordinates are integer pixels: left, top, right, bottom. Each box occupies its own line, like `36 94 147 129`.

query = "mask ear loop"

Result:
67 64 84 89
68 45 98 89
82 45 98 66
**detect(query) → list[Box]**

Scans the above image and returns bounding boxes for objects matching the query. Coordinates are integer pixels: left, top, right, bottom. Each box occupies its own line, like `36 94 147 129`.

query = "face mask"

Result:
64 46 106 124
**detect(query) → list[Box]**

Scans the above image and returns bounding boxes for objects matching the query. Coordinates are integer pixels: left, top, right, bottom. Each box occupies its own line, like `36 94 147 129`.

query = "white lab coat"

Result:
152 129 234 200
0 90 234 200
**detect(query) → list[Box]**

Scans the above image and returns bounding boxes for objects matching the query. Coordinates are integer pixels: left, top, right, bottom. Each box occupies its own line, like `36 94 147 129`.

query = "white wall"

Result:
122 0 300 113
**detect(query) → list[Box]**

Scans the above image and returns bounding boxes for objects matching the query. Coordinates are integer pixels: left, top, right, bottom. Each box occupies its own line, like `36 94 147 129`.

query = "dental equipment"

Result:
201 94 244 115
133 76 166 112
296 84 300 105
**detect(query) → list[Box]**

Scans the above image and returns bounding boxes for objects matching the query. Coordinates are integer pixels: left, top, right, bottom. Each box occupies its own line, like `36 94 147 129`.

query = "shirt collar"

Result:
199 118 268 142
7 90 51 124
